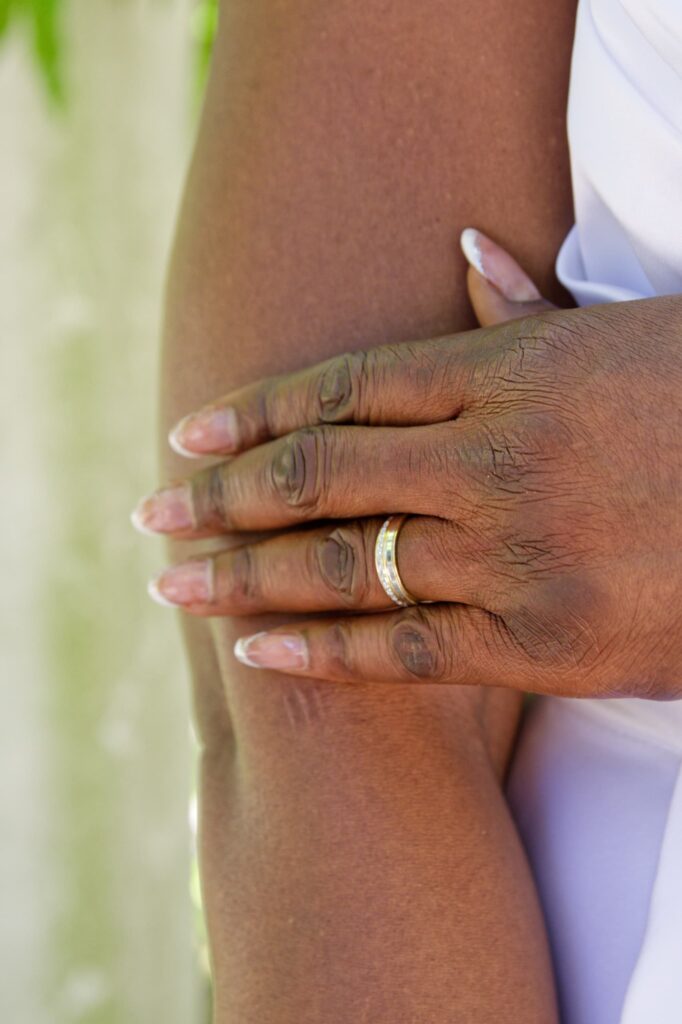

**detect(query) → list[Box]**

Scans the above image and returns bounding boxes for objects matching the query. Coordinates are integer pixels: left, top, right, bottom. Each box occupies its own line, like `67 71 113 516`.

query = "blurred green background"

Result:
1 1 217 1020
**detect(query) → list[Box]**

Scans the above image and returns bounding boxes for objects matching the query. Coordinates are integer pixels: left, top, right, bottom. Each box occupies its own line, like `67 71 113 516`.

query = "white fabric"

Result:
557 0 682 303
514 1 682 1021
622 765 682 1022
507 699 681 1024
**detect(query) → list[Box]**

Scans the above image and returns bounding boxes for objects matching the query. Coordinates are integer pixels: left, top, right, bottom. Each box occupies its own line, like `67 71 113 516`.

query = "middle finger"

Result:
133 422 480 538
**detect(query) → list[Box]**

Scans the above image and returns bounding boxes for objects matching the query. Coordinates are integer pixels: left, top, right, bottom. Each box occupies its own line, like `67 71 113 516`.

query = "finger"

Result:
147 516 492 616
133 421 482 537
167 327 495 458
231 604 545 692
460 228 555 327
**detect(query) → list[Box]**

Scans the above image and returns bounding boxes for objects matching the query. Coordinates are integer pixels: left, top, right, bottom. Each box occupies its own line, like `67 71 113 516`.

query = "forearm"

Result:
161 1 575 1018
179 618 545 1020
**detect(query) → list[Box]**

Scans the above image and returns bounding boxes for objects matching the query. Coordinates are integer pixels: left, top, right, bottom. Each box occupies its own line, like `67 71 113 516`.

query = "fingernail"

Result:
169 406 239 457
148 559 213 607
234 631 309 671
460 227 486 277
460 228 541 303
131 482 194 535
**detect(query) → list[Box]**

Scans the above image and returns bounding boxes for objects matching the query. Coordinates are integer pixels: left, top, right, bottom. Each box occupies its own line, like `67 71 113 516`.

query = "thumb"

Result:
460 228 556 327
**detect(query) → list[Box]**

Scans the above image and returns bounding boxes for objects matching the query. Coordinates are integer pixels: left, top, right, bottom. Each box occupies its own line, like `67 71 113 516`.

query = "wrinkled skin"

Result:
139 289 682 699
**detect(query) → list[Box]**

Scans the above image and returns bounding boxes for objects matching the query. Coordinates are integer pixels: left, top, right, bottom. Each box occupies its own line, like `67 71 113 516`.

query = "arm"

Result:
160 1 576 1019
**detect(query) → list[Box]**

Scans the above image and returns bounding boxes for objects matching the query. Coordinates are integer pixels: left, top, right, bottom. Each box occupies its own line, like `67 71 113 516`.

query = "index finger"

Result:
168 325 500 458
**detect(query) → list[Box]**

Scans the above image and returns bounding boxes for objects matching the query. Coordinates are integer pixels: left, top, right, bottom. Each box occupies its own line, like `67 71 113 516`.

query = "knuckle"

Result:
389 608 449 681
316 351 367 423
533 309 590 355
503 604 563 665
489 492 606 596
323 621 355 677
504 577 604 671
270 427 330 513
495 528 569 584
259 382 281 439
490 316 563 398
405 338 474 413
482 425 533 489
195 463 231 529
515 314 563 360
500 312 593 387
227 545 259 606
465 415 568 502
372 341 441 414
461 423 537 495
315 526 370 606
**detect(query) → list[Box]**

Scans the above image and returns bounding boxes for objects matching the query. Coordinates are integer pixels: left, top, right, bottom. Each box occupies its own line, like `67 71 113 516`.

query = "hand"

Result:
133 230 682 698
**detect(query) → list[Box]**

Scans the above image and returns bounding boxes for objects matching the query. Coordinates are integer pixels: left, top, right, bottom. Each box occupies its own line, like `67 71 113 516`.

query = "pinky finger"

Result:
233 604 542 692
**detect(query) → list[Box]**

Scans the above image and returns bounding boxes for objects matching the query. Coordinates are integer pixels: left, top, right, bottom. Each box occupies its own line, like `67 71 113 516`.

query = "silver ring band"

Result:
374 515 418 607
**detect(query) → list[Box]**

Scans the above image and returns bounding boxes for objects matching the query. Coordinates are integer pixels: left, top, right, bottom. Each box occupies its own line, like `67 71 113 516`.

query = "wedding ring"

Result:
374 515 419 607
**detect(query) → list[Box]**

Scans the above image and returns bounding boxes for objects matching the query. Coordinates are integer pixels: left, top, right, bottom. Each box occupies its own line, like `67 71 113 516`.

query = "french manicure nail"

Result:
131 482 194 535
169 406 239 457
460 227 541 303
234 631 309 671
147 578 178 608
148 559 213 607
460 227 486 277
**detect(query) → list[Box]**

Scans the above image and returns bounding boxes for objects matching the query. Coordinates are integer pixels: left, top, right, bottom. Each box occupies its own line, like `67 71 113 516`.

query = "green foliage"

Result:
0 0 64 103
191 0 218 103
0 0 220 108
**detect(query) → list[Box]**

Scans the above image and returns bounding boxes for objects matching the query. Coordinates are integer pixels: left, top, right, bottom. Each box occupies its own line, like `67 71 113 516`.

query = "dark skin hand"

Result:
136 233 682 699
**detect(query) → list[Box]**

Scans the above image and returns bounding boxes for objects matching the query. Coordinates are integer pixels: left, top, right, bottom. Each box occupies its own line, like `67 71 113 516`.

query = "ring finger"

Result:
148 515 492 616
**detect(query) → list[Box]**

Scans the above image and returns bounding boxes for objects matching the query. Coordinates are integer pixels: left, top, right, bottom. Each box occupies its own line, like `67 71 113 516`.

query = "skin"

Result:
150 247 682 699
155 0 578 1019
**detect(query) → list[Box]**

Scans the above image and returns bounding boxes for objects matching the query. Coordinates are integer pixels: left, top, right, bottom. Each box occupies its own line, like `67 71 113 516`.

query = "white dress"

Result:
506 1 682 1021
